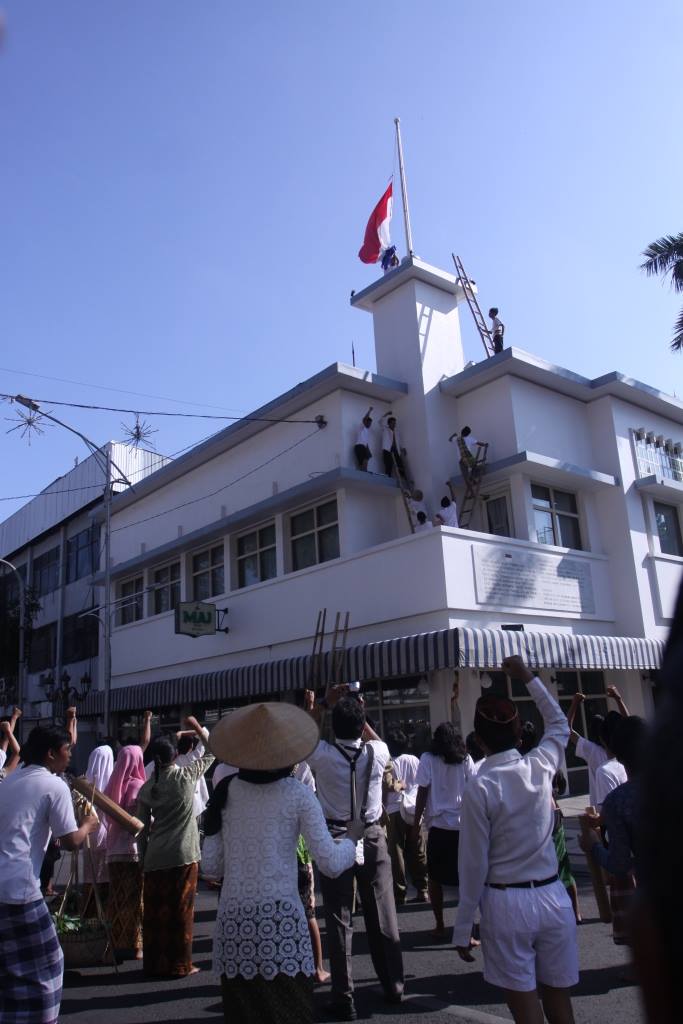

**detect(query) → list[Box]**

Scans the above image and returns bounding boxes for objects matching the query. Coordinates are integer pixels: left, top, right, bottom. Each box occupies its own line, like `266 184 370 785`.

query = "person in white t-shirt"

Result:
354 408 374 472
0 724 98 1024
434 496 459 528
593 713 629 810
413 723 475 938
488 308 505 353
567 686 629 808
384 729 428 905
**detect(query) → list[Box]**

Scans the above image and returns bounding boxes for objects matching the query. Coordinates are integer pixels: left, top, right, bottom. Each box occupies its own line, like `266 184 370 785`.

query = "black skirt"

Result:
427 826 460 886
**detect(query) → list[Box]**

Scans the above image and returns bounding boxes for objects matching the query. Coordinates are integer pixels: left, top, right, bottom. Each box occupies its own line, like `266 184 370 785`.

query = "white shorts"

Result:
479 880 578 992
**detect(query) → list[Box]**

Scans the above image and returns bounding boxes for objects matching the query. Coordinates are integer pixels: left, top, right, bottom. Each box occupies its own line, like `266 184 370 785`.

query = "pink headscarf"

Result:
104 745 146 850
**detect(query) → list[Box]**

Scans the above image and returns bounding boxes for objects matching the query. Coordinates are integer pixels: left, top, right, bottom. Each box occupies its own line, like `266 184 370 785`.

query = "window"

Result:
62 612 99 664
634 430 683 482
290 499 339 572
28 622 57 673
485 495 512 537
152 562 181 615
531 484 582 549
192 544 225 600
33 548 60 596
118 576 144 625
66 526 100 583
0 563 27 606
359 677 432 755
236 524 277 588
654 501 683 557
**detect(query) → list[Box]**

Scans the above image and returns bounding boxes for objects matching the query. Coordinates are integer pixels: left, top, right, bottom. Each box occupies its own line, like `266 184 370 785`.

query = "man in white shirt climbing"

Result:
453 656 578 1024
305 684 404 1021
566 685 629 809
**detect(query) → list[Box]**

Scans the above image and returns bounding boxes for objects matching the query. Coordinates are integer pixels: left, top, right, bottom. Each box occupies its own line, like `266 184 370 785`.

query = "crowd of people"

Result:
0 632 677 1024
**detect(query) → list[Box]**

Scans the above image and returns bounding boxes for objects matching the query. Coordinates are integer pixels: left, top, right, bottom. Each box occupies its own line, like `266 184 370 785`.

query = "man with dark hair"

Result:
380 412 407 480
454 656 578 1024
488 307 504 353
305 685 404 1020
354 408 374 472
0 725 98 1024
384 729 428 906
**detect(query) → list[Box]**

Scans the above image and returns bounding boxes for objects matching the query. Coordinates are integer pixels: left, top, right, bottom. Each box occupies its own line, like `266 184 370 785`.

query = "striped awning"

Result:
457 627 664 671
78 625 663 716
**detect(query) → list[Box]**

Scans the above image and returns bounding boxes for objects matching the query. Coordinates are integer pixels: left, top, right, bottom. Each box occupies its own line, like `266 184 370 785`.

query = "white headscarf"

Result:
85 743 114 794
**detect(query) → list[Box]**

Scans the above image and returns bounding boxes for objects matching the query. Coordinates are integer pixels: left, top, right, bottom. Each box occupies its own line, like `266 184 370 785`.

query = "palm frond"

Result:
641 233 683 280
670 306 683 353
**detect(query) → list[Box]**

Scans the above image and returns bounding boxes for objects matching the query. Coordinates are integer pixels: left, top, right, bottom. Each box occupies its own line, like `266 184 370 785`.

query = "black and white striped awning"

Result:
457 627 664 671
79 625 663 715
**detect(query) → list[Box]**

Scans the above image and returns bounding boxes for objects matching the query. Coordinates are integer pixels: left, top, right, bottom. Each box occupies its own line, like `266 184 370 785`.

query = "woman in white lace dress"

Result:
202 703 360 1024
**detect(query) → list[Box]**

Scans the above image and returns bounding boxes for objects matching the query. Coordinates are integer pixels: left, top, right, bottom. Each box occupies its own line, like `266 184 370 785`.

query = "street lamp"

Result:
12 395 134 734
39 669 92 717
0 557 26 735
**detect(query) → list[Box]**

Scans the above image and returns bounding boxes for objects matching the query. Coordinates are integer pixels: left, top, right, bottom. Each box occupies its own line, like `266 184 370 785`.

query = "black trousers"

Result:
319 824 404 1008
382 447 405 478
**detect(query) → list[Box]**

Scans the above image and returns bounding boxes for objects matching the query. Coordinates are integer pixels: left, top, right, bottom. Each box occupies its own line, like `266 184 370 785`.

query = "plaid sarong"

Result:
0 899 64 1024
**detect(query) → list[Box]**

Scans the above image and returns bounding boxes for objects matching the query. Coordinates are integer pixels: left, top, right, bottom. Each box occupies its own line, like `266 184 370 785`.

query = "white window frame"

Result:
190 543 225 600
150 561 181 616
117 575 144 626
530 483 582 550
652 499 683 558
287 496 340 573
234 520 277 590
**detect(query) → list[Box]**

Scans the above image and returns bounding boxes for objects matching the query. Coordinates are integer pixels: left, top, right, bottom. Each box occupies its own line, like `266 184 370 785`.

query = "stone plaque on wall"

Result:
473 545 596 614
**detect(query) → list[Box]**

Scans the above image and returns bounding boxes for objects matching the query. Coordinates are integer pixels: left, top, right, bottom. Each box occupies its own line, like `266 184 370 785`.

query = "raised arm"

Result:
606 685 629 717
176 716 213 780
566 691 585 745
140 709 153 753
66 706 77 749
0 720 21 773
502 656 569 767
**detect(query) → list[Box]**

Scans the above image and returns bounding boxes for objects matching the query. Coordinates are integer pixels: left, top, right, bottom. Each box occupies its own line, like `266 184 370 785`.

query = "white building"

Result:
0 444 164 763
88 259 680 794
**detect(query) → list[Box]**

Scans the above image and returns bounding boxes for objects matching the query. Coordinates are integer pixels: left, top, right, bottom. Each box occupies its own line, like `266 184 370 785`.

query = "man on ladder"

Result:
380 412 407 480
450 426 488 484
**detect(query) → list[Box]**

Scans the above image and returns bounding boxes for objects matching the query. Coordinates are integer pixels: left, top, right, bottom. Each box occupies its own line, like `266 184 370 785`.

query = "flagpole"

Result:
394 117 414 257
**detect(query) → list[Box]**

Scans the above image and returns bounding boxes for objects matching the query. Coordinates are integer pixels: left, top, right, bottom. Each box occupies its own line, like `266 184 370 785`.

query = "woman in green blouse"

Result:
137 715 214 978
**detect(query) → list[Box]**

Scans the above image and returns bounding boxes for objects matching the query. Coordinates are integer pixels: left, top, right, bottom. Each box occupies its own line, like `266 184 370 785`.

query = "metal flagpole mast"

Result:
394 117 414 257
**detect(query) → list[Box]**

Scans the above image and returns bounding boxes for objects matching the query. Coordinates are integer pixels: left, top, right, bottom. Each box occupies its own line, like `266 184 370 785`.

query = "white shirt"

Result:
202 777 355 980
381 424 402 452
415 751 475 830
176 737 210 817
575 736 609 809
356 425 371 447
415 519 434 532
453 677 570 947
491 316 503 337
593 757 627 810
0 749 6 771
294 761 315 791
213 762 239 787
385 753 420 815
0 765 78 904
438 503 459 528
307 737 390 824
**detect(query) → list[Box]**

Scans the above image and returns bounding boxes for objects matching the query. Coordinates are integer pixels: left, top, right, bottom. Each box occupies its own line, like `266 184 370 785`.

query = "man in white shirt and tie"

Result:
380 412 407 480
305 684 404 1021
453 656 578 1024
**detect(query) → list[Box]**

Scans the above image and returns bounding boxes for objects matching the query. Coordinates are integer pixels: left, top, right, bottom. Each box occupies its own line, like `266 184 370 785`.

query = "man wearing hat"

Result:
452 656 578 1024
304 684 404 1021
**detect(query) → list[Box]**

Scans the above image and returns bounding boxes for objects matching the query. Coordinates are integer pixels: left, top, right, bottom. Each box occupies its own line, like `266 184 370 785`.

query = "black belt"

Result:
486 874 558 890
326 817 381 828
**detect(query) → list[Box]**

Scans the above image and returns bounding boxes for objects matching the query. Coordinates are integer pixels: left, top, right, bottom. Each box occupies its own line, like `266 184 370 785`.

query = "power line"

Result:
0 366 250 415
112 427 321 534
1 392 325 426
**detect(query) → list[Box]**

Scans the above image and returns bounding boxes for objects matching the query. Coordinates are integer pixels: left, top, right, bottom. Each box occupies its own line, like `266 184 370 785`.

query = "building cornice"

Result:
450 450 619 491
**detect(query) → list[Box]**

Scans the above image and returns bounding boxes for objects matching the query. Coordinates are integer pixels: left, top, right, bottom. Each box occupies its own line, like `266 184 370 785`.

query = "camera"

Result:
348 681 361 693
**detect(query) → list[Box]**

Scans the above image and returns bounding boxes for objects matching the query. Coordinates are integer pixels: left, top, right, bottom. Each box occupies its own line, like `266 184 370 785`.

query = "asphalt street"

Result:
57 852 644 1024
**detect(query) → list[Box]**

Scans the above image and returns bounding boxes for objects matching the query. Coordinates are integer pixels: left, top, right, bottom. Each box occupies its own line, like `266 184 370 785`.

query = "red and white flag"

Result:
358 181 393 264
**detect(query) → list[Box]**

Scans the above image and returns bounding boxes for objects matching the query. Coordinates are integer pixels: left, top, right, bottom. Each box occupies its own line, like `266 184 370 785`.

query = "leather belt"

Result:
325 817 381 828
485 874 559 890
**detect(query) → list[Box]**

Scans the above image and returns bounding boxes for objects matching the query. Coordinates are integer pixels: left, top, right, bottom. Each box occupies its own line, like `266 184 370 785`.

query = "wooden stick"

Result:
72 777 143 836
579 808 612 923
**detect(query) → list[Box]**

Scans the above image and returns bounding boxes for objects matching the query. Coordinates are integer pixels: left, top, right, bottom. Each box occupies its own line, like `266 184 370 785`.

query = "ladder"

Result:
452 254 495 358
329 611 350 684
450 443 489 529
390 450 417 534
308 609 350 689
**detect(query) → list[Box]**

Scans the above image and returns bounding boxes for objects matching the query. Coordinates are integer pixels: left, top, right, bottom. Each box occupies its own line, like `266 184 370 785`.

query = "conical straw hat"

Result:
208 702 319 771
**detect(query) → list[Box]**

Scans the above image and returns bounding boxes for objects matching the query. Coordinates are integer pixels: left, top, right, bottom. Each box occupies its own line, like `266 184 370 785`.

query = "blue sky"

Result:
1 1 681 522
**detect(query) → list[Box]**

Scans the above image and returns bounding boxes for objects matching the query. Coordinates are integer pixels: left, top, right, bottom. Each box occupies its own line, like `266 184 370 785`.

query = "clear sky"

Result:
1 1 681 522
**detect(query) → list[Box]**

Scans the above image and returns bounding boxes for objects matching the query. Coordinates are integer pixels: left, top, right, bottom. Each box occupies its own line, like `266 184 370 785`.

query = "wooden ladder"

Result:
308 609 351 689
391 450 417 534
452 444 489 529
452 253 495 359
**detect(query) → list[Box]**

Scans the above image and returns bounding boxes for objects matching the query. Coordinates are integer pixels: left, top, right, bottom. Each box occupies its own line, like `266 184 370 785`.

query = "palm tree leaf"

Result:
671 306 683 353
641 233 683 279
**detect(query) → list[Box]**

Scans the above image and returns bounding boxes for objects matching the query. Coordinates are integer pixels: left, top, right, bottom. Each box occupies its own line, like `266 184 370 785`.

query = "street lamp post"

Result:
0 557 25 735
12 395 133 736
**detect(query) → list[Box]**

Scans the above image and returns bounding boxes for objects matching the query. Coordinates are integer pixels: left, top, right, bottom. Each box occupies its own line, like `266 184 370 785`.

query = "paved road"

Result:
58 869 643 1024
